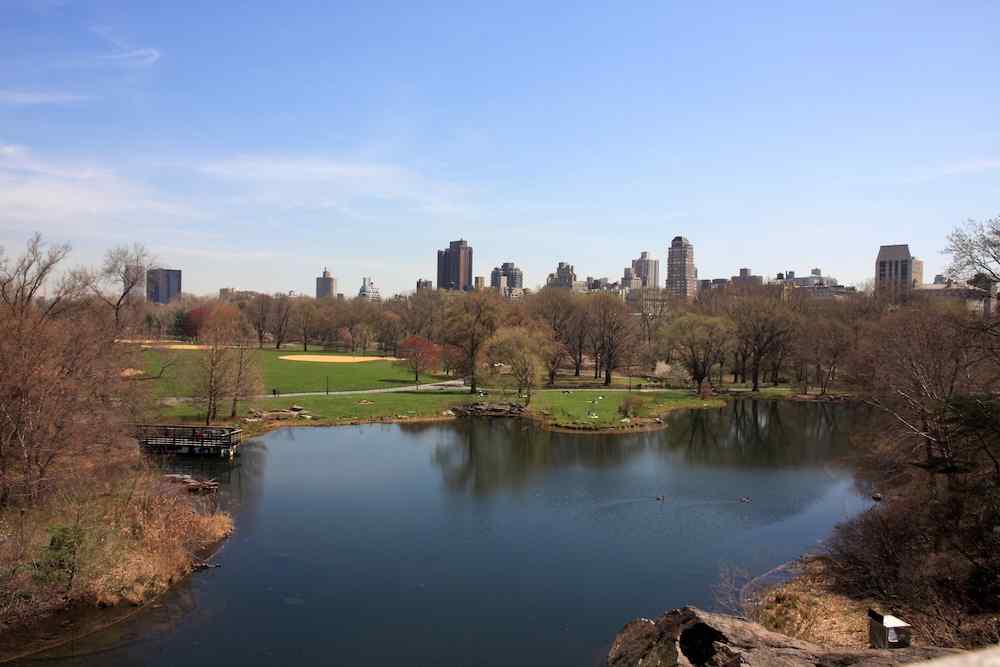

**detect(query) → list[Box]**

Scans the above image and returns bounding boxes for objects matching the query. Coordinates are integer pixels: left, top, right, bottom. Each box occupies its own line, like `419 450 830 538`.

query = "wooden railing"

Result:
134 424 243 456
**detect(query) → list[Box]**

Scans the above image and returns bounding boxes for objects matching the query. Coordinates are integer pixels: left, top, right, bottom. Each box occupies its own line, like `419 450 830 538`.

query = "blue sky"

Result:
1 1 998 296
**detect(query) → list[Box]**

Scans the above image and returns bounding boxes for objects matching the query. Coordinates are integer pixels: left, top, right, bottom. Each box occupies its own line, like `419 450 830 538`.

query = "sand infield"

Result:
143 343 210 350
279 355 401 363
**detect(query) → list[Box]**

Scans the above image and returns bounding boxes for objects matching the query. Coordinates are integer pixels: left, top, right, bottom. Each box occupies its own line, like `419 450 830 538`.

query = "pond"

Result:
23 400 871 667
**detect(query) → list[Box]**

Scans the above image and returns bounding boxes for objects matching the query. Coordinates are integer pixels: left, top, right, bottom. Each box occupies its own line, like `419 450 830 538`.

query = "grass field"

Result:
157 390 478 423
530 389 724 428
140 346 447 397
153 387 723 430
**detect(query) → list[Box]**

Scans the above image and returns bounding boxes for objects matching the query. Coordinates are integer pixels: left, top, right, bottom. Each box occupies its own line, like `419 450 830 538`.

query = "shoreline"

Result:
0 515 233 664
6 392 854 662
232 389 849 437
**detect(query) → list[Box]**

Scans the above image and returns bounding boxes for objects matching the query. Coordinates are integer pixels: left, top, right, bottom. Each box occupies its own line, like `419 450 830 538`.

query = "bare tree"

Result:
93 243 156 335
589 293 636 386
565 303 591 377
271 295 292 349
443 291 501 393
667 313 733 394
248 293 272 348
292 298 319 351
945 216 1000 284
0 235 129 506
191 304 240 425
229 316 263 418
376 311 404 356
731 295 794 391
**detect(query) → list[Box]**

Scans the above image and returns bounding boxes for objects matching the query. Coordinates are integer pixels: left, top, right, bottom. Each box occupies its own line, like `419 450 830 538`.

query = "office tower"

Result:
358 277 381 301
146 268 182 304
416 279 433 290
875 244 924 298
622 267 642 290
316 267 336 299
631 251 660 289
731 268 763 286
490 262 524 290
546 262 577 288
666 237 697 299
474 276 485 290
436 239 473 291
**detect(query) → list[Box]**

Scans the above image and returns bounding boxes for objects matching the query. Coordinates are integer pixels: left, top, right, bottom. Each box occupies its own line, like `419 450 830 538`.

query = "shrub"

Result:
618 395 643 418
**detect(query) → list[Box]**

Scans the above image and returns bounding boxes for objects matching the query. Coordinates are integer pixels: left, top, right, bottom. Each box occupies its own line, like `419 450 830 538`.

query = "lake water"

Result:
23 400 870 667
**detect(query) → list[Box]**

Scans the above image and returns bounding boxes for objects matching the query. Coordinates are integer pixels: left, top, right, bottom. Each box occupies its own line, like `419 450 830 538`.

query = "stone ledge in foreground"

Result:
607 607 962 666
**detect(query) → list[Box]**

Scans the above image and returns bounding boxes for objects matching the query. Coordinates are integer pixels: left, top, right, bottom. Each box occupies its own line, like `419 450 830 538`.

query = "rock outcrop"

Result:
450 402 528 418
607 607 959 667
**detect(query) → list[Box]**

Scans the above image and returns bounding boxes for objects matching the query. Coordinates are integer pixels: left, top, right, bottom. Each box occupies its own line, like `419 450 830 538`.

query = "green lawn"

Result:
529 389 724 428
140 346 447 397
153 387 725 430
157 390 477 424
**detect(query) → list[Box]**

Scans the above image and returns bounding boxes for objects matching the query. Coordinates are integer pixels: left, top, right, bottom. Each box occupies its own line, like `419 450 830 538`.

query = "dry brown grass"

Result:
754 557 873 648
0 456 233 630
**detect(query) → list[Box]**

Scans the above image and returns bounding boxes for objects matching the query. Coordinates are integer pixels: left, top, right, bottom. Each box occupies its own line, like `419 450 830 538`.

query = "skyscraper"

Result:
316 267 336 299
358 277 381 301
146 268 182 304
490 262 524 290
875 244 924 298
436 239 473 291
631 251 660 289
666 237 697 299
546 262 577 289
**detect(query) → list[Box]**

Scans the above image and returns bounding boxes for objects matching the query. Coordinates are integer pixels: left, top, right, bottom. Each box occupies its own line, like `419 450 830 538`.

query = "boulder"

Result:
451 402 528 418
606 607 959 667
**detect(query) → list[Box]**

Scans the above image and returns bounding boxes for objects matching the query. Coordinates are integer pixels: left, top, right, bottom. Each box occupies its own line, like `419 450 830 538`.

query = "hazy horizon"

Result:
3 1 998 296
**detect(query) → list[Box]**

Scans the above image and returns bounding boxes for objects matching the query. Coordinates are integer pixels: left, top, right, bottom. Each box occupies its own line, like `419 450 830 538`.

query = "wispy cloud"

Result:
0 145 197 235
901 158 1000 184
95 48 160 67
198 155 480 217
89 25 160 67
0 90 91 105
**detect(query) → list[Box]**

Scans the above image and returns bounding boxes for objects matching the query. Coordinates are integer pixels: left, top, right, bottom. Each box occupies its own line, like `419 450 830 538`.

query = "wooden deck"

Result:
134 424 243 457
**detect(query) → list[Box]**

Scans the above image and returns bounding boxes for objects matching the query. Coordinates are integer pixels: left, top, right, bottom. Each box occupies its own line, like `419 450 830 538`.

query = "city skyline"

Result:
62 236 964 301
2 2 995 295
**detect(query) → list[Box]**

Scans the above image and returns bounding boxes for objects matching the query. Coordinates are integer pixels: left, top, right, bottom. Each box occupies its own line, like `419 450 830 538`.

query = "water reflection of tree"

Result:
427 401 870 495
430 419 646 496
666 399 863 467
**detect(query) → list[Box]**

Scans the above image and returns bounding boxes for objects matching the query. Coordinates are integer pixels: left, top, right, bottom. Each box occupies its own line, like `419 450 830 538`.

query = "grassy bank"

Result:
0 455 232 659
530 389 725 429
154 388 726 433
157 389 480 425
